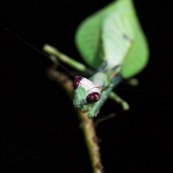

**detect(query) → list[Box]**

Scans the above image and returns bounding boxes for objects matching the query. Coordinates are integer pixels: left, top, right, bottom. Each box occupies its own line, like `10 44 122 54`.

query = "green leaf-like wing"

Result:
75 1 118 68
75 0 149 78
102 0 149 78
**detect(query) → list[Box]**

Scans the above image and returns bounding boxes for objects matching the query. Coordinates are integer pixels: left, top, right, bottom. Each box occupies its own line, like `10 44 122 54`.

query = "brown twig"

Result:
46 65 104 173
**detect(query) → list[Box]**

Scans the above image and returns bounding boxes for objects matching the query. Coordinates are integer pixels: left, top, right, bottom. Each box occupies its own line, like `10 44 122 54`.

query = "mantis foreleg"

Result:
43 44 93 75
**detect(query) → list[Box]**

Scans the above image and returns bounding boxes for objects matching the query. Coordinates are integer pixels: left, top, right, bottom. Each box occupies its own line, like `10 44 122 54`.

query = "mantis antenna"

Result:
3 27 76 77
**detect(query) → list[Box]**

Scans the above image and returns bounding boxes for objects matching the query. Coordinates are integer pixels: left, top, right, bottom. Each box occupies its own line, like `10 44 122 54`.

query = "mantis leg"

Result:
94 93 129 126
123 78 139 87
43 44 93 75
109 91 129 111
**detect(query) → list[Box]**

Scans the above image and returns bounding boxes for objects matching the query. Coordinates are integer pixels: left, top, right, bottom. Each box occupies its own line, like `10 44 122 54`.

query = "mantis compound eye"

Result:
73 76 83 89
87 92 101 103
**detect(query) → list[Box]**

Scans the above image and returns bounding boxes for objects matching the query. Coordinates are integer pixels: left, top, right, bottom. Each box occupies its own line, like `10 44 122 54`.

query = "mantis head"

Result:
73 76 101 111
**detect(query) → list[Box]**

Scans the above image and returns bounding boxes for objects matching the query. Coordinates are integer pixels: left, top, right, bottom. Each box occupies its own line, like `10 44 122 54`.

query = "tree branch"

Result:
46 65 104 173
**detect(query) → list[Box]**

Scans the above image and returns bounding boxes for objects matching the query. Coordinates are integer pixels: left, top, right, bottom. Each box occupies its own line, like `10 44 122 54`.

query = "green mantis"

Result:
43 0 149 118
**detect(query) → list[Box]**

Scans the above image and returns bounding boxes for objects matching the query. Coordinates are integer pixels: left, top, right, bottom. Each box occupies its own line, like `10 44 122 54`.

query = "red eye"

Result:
87 92 101 103
73 76 83 89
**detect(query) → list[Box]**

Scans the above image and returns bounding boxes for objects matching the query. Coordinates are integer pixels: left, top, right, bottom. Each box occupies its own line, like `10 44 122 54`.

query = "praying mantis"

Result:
43 0 149 118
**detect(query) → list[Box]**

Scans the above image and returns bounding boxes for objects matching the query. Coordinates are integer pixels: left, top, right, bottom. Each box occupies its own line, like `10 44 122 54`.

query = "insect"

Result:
43 0 149 118
6 0 149 118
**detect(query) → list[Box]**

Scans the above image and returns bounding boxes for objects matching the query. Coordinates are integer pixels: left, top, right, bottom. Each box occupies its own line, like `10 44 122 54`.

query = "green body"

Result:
43 0 149 118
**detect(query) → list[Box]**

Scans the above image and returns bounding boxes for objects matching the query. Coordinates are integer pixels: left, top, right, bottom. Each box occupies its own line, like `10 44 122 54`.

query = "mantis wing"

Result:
75 1 118 68
75 0 149 78
102 0 149 78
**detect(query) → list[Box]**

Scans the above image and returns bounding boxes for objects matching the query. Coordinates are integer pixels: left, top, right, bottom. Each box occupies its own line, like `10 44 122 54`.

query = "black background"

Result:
0 0 173 172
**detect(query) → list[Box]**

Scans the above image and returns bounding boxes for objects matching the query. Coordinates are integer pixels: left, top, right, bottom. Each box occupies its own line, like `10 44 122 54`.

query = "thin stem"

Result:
46 65 104 173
